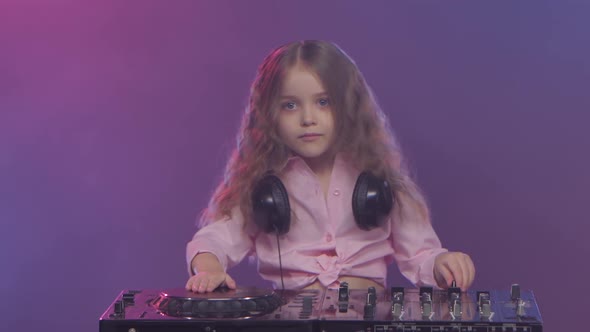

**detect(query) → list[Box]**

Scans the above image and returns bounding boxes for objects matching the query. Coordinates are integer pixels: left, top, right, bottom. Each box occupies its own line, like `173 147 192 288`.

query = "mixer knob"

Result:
419 286 433 296
480 300 492 318
338 282 349 301
451 299 462 319
448 280 461 299
446 281 462 319
302 296 313 314
367 287 376 306
420 292 432 318
421 301 432 318
338 282 349 313
390 287 405 302
364 288 377 320
392 302 403 318
511 284 521 300
390 287 404 319
363 301 375 320
516 298 526 317
476 291 490 307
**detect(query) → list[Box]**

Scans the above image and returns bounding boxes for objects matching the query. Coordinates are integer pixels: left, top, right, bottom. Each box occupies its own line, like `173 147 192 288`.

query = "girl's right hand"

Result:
185 271 237 293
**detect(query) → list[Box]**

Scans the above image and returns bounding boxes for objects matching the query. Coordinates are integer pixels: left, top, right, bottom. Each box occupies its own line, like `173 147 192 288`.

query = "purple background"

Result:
1 1 588 331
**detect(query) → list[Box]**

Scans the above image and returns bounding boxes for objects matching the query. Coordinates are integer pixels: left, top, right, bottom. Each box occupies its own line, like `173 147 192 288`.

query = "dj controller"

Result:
99 283 543 332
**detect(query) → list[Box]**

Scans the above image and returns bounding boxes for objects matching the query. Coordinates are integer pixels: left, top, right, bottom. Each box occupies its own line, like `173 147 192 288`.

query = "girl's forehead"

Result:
279 66 326 96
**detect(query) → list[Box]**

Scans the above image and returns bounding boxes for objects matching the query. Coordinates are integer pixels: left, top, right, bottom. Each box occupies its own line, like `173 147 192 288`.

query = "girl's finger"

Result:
445 259 463 289
225 274 237 289
436 263 454 288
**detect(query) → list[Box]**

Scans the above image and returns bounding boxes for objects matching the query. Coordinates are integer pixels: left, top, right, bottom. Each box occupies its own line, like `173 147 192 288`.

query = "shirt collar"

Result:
277 152 350 174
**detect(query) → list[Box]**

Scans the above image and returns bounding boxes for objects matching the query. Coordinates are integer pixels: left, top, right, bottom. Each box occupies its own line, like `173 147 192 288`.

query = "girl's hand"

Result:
434 252 475 290
185 271 237 293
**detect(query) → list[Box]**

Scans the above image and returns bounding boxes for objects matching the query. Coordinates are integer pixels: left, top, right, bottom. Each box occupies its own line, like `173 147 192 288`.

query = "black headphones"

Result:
251 171 394 235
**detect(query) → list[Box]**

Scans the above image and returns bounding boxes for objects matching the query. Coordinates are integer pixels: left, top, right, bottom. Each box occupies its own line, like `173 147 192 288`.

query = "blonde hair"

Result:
200 40 430 226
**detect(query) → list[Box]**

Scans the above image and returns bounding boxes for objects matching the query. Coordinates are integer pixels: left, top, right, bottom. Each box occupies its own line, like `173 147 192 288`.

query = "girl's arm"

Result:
191 252 224 274
185 207 254 292
390 192 476 289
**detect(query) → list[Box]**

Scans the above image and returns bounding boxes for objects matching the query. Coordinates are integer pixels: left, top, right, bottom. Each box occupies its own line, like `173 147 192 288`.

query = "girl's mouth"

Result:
299 133 322 141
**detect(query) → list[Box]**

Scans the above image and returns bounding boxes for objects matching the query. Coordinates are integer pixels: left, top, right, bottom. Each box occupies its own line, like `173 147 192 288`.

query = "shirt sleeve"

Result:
389 198 448 288
185 207 255 275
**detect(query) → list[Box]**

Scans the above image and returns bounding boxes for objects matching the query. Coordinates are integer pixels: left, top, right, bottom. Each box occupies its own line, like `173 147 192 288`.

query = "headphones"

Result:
251 171 394 235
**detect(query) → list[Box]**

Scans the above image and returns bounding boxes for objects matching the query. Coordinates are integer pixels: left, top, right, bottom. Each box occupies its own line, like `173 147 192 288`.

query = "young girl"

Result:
185 40 475 293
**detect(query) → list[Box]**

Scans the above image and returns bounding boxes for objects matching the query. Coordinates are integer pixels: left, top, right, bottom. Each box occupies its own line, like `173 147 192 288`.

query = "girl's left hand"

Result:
433 252 475 290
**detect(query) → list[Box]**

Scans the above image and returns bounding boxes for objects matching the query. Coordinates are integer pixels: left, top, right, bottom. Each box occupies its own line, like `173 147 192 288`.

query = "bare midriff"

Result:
303 276 384 291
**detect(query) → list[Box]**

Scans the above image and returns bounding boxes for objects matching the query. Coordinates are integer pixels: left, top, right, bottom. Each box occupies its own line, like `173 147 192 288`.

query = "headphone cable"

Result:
275 230 286 292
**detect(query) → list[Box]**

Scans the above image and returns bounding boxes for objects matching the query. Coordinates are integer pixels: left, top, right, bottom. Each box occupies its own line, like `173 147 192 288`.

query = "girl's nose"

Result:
300 106 317 126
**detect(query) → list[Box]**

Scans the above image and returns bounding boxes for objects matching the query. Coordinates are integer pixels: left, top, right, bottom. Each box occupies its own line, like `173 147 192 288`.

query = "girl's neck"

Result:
304 154 335 178
304 154 335 199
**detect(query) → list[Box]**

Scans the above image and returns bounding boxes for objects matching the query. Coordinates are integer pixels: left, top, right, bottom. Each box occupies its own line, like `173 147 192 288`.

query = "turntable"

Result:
99 287 321 332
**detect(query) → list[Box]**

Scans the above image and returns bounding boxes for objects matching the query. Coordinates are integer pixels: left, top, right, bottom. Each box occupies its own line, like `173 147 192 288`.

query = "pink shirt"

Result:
186 155 448 289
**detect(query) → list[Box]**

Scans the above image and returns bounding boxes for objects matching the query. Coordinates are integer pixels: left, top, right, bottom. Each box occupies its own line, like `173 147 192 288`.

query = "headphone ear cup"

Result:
251 175 291 235
352 171 394 230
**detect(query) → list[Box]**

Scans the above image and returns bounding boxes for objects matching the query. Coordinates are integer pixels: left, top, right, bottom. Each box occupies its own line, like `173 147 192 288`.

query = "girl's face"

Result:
276 65 335 169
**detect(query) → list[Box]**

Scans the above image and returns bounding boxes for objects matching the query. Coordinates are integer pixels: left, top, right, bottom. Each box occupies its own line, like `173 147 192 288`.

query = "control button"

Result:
122 292 135 304
516 298 526 317
363 304 374 319
114 301 124 315
367 286 377 305
333 190 340 196
480 301 492 318
302 296 313 314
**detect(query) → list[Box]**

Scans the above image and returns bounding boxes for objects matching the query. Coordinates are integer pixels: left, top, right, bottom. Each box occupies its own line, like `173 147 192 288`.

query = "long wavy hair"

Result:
200 40 430 226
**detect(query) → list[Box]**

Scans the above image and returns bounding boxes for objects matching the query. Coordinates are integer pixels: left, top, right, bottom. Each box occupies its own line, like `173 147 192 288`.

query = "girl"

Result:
185 40 475 293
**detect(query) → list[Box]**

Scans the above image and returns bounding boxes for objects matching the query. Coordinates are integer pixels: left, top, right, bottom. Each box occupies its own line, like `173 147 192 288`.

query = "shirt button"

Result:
325 234 333 242
333 190 340 196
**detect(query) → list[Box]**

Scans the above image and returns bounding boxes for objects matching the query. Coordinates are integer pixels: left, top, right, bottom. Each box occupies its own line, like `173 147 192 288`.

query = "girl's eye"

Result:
318 98 330 107
282 102 296 110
